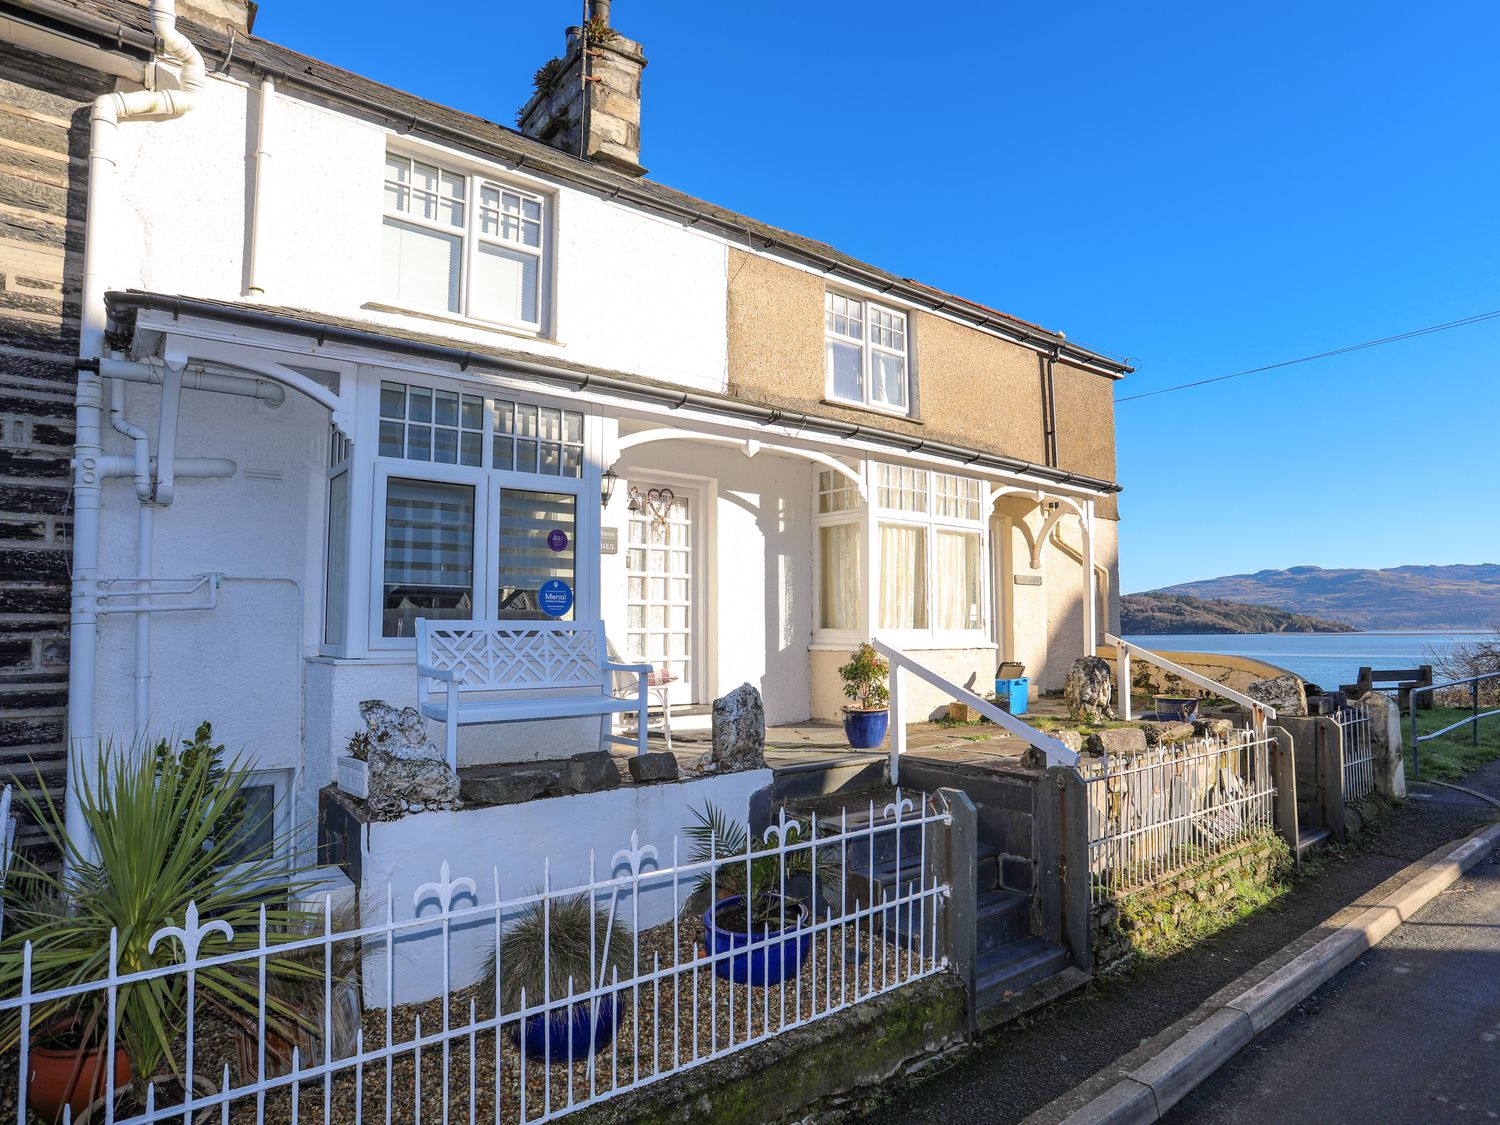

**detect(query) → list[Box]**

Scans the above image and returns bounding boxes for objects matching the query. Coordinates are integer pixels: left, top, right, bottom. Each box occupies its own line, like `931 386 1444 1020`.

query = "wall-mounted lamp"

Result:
601 467 619 508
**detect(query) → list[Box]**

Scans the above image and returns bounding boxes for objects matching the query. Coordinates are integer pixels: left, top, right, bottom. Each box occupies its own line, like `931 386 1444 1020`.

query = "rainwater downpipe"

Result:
246 76 274 297
65 0 205 862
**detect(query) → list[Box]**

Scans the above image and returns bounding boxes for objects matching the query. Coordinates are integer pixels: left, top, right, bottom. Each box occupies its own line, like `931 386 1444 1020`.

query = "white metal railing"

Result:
1408 670 1500 779
871 639 1079 782
0 794 950 1124
1105 634 1275 737
1082 730 1277 904
1338 702 1375 802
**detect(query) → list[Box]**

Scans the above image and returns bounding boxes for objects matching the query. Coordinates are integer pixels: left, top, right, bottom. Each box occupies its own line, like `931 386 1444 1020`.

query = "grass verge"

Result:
1411 706 1500 781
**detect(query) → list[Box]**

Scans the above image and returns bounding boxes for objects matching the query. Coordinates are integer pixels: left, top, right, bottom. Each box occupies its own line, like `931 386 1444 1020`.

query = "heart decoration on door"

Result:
645 487 675 531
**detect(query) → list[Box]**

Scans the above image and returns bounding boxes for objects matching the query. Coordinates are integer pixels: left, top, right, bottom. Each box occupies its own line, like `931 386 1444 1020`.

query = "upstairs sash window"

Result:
825 292 910 412
382 153 548 331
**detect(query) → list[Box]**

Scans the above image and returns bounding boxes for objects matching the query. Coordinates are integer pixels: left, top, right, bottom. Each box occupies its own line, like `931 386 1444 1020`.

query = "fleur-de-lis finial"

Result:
611 829 657 878
148 901 234 964
883 794 915 821
762 807 802 847
413 860 477 913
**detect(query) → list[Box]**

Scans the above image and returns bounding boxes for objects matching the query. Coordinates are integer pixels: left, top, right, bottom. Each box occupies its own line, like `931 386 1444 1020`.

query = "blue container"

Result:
842 708 890 749
703 895 814 987
994 677 1029 715
514 994 617 1062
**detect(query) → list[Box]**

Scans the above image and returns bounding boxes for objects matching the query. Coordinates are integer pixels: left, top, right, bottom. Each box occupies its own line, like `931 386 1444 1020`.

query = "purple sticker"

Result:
547 529 569 552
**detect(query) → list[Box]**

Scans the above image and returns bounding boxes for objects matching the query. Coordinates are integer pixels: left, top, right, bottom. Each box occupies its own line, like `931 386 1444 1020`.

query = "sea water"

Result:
1121 632 1494 691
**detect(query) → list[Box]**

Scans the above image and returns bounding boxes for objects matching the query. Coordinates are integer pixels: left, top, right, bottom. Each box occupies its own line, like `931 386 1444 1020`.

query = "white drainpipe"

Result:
246 76 275 296
66 0 206 861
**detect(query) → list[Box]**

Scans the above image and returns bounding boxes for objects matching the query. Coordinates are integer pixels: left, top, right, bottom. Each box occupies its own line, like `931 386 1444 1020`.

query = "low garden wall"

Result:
1090 827 1292 968
355 769 774 1007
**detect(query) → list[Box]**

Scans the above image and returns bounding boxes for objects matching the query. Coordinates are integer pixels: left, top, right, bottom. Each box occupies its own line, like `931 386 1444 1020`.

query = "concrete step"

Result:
976 889 1031 954
975 937 1071 1010
1298 825 1331 858
769 758 887 804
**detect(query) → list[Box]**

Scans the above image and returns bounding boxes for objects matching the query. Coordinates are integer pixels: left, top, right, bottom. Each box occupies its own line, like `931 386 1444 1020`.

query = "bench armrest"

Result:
416 662 462 683
603 660 654 675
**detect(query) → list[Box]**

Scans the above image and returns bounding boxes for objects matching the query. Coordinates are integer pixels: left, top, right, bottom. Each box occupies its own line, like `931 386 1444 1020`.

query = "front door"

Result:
625 485 697 705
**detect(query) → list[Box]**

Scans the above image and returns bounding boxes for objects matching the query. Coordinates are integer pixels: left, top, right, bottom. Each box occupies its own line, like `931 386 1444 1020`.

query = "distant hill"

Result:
1148 564 1500 631
1121 592 1355 635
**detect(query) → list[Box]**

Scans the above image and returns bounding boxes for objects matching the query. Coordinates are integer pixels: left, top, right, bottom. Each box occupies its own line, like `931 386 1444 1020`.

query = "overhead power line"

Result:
1115 307 1500 403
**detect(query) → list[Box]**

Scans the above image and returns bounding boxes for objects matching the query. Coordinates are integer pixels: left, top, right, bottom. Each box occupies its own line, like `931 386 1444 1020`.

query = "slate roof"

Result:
50 0 1132 377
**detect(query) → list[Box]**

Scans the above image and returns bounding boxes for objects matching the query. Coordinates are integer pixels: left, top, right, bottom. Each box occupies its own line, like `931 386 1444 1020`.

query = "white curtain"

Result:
819 523 860 630
934 530 981 631
878 524 927 629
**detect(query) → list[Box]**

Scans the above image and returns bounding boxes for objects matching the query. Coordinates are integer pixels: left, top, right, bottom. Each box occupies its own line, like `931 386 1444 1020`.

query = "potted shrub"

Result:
481 894 631 1063
686 803 831 986
838 642 891 749
0 724 319 1123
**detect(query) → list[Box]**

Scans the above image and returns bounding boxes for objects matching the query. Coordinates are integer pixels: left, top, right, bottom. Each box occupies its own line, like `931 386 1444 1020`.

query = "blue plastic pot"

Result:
842 708 890 749
513 994 617 1062
1153 696 1200 723
702 895 813 987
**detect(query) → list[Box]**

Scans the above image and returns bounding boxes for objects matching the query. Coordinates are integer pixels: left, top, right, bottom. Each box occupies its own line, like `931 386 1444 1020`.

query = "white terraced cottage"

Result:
0 0 1130 863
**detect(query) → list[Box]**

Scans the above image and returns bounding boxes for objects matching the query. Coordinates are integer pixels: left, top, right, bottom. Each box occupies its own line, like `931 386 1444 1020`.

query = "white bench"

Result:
415 618 652 769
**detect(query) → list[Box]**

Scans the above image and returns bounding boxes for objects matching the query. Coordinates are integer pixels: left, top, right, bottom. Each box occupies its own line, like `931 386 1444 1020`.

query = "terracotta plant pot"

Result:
26 1023 132 1125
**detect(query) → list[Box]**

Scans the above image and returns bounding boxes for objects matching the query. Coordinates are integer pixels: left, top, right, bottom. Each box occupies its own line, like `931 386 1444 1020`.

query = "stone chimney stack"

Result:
517 0 647 177
125 0 257 34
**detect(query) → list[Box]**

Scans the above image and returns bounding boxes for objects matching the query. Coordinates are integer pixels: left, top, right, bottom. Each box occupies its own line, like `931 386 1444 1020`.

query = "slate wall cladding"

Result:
0 44 112 837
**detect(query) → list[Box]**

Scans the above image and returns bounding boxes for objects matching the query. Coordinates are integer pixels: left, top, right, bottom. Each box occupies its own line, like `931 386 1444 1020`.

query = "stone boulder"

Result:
563 750 621 793
628 751 681 784
357 699 461 820
1246 675 1308 718
700 683 766 773
1085 727 1147 757
1064 657 1114 723
1022 729 1084 770
1193 717 1235 741
1140 720 1196 747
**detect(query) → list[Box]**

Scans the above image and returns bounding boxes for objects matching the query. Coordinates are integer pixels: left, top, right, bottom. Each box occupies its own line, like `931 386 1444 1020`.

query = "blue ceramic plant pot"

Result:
514 994 617 1062
702 895 813 987
842 708 890 749
1153 696 1200 723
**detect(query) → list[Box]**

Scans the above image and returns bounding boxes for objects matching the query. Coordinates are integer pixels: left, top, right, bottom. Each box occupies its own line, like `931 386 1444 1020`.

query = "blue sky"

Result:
259 1 1500 593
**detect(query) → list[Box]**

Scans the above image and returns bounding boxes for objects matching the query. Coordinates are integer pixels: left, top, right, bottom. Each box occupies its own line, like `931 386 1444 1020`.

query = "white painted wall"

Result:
110 74 729 393
358 770 773 1007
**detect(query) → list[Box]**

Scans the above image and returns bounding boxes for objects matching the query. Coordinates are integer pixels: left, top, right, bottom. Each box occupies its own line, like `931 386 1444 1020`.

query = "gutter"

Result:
104 290 1125 495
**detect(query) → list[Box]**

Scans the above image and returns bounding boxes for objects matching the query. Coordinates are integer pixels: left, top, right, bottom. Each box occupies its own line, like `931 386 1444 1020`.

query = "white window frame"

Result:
824 290 913 416
382 150 552 335
359 371 595 653
812 466 865 643
220 768 295 875
812 463 988 649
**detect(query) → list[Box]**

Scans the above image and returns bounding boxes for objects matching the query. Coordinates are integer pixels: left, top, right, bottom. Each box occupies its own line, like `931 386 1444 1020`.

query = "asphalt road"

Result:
1166 838 1500 1124
858 767 1500 1125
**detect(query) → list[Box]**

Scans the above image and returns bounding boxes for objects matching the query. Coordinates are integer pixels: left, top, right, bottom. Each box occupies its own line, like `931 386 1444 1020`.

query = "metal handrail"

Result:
871 638 1079 783
1104 633 1274 738
1407 669 1500 779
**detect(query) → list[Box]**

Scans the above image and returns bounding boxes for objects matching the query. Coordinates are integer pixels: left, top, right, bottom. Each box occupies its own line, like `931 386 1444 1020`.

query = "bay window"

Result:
368 376 589 642
382 152 548 332
814 462 988 644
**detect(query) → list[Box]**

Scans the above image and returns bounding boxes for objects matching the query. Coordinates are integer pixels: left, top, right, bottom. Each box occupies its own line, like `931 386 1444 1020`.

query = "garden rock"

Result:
1193 717 1235 740
1246 674 1308 717
628 751 681 784
1085 727 1147 757
563 750 621 793
460 769 556 807
1064 657 1114 723
701 683 765 773
1022 729 1083 769
1140 720 1196 746
358 699 461 819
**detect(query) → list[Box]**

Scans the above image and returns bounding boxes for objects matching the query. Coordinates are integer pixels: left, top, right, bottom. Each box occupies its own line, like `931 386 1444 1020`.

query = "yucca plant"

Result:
685 803 841 927
0 730 320 1086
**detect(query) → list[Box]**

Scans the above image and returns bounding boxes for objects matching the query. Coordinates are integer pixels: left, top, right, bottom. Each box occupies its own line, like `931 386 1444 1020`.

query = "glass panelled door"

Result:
625 487 695 704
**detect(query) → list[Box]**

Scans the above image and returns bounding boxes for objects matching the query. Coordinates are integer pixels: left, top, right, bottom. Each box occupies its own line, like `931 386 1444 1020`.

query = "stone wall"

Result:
0 46 112 838
1090 829 1292 969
